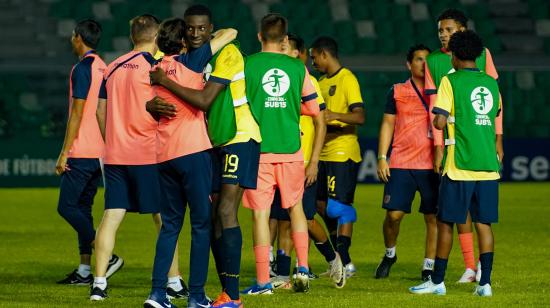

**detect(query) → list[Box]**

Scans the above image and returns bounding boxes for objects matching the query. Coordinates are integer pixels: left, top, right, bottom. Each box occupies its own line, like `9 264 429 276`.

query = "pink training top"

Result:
386 79 433 169
101 51 158 165
154 55 212 162
68 51 106 158
260 68 319 164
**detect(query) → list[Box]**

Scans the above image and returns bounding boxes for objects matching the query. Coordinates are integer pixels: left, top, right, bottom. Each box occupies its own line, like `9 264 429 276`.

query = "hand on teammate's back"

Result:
149 67 168 86
377 159 391 183
145 96 177 118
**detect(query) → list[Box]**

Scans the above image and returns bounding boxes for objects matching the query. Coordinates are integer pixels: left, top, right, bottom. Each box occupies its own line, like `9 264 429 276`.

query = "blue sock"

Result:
221 226 242 300
431 258 448 284
479 252 493 286
337 236 352 265
276 251 291 276
211 235 225 289
315 240 336 263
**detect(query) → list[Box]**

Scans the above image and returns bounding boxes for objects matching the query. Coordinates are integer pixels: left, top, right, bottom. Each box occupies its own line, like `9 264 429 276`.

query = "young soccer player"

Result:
90 15 178 301
143 16 237 308
240 13 320 295
310 36 365 278
374 44 438 281
425 8 504 283
55 19 115 285
410 30 501 297
269 33 345 290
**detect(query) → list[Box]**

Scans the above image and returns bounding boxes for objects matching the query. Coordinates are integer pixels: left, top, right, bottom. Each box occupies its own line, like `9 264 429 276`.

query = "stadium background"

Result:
0 0 549 186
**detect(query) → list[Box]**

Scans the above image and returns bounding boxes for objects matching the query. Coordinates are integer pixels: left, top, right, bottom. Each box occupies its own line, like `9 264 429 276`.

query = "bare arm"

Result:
56 99 85 175
325 106 365 125
433 114 447 130
305 110 327 187
96 98 106 141
376 113 395 183
210 28 238 54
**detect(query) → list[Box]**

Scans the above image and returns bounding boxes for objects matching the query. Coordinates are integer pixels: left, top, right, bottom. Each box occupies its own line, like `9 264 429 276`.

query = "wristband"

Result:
377 155 387 161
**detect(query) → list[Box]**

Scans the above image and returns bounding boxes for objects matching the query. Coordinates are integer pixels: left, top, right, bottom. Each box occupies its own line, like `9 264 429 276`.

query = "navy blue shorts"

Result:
211 140 260 192
104 164 160 214
59 158 102 209
438 175 499 224
382 169 439 214
317 160 359 204
269 182 317 221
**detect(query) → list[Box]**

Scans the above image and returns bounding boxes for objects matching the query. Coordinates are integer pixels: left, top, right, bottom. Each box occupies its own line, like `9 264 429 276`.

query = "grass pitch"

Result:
0 183 549 307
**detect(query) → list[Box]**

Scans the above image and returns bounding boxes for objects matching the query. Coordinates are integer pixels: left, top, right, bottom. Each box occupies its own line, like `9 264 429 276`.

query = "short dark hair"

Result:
260 13 288 43
157 18 185 55
184 4 212 23
448 30 484 61
74 19 102 49
129 14 160 45
310 36 338 58
406 44 431 62
287 33 305 53
437 8 468 28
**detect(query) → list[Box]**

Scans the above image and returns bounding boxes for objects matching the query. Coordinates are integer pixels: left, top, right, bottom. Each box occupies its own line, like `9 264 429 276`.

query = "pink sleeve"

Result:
429 93 444 146
300 68 320 116
495 92 503 135
425 62 436 95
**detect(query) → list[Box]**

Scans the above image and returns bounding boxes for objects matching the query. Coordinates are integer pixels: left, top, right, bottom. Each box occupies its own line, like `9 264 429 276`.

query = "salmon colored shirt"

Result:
101 51 158 165
385 79 433 170
68 51 106 158
154 45 213 162
260 68 319 164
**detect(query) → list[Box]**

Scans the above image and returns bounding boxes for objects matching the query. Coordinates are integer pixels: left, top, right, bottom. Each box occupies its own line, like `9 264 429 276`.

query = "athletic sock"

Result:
314 240 337 263
431 258 448 285
253 245 270 285
276 250 291 277
167 276 183 291
479 252 493 286
77 264 91 277
330 234 338 251
458 232 476 270
269 246 274 263
422 258 435 271
385 246 396 258
337 236 352 266
211 235 225 289
93 277 107 290
292 231 309 269
222 226 242 300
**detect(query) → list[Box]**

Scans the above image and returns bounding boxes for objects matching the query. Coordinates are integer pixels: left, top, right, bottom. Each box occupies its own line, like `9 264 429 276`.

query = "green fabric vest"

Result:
426 48 487 90
245 52 306 153
205 41 240 146
447 69 500 172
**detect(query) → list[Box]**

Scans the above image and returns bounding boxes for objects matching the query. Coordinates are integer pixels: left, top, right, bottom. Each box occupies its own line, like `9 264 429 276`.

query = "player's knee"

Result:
387 211 404 224
338 205 357 225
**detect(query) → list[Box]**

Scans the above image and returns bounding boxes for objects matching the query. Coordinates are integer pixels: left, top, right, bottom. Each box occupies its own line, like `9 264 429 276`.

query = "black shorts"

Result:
438 175 499 224
104 164 160 214
211 140 260 193
270 182 318 221
317 160 359 204
382 169 439 214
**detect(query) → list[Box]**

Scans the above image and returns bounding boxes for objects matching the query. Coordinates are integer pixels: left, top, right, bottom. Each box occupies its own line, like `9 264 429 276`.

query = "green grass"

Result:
0 183 549 307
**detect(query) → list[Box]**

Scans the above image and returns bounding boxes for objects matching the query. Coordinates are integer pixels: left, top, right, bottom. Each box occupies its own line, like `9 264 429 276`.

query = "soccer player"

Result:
55 19 113 285
240 13 320 294
90 14 178 301
410 30 501 296
269 33 345 290
310 36 365 278
374 44 439 281
147 5 257 307
425 8 504 283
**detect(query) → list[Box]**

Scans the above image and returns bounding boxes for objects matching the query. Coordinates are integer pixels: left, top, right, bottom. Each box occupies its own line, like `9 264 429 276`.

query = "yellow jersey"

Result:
300 75 326 167
209 44 261 146
436 76 500 181
318 67 364 162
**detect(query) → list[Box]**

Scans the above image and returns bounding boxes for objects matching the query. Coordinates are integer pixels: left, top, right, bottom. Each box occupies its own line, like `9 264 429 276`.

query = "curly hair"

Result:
448 30 484 61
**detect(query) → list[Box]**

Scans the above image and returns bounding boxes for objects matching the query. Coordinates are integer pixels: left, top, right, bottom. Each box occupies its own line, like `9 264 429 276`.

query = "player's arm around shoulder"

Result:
210 28 238 55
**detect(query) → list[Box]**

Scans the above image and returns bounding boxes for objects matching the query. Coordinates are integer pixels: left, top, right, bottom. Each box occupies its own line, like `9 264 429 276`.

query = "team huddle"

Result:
54 4 502 308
